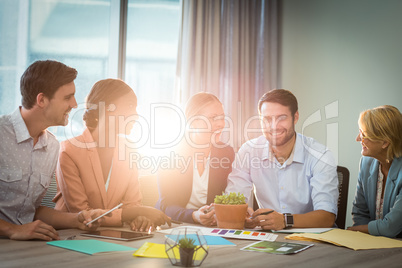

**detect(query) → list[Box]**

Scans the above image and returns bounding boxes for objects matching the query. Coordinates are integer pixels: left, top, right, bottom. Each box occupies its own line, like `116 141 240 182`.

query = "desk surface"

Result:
1 226 402 268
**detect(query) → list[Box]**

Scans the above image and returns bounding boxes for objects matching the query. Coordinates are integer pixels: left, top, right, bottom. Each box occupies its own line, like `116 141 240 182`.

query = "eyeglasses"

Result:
358 129 370 141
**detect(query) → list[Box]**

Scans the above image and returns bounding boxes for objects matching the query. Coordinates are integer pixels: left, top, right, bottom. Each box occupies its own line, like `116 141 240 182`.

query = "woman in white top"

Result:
155 92 235 226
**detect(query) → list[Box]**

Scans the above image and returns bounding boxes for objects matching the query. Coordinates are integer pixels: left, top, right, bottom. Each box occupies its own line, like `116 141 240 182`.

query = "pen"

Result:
251 210 274 219
170 219 182 224
85 203 123 226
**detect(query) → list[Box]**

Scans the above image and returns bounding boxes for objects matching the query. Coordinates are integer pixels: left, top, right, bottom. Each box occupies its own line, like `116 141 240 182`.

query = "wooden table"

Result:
1 226 401 268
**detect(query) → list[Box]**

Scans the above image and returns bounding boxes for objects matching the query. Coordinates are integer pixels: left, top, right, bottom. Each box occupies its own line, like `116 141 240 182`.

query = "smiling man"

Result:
225 89 339 231
0 60 106 241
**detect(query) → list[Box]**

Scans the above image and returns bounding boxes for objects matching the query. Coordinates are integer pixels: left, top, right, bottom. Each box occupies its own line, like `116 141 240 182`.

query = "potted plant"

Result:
178 236 196 267
214 192 248 229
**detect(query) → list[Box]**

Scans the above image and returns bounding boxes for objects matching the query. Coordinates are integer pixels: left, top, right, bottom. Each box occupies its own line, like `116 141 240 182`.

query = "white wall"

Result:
280 0 402 227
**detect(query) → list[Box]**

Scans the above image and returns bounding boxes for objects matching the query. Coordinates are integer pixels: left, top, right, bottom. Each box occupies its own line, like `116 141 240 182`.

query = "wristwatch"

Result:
283 213 294 228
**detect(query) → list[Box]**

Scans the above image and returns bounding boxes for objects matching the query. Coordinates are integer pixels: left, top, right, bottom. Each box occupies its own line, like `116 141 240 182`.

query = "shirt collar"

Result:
11 107 49 148
293 133 305 164
261 133 305 165
11 107 32 144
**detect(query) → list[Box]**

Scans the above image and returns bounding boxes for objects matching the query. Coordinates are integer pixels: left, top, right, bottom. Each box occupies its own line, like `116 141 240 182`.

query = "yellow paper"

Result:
133 242 207 260
285 229 402 250
133 242 168 258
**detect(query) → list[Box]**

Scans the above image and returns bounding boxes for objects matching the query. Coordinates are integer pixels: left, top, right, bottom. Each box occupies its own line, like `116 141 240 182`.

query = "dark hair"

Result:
258 89 298 116
20 60 77 109
83 79 137 129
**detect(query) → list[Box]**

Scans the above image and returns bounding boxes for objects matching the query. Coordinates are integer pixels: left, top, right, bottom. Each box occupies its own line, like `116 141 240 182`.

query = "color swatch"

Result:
206 228 277 241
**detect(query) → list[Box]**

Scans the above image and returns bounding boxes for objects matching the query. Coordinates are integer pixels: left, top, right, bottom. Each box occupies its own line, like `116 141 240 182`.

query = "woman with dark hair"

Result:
155 92 235 226
54 79 170 231
348 105 402 238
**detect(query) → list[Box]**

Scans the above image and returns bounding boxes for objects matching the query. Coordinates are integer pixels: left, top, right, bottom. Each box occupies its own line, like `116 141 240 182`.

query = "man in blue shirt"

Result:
225 89 338 230
0 60 106 240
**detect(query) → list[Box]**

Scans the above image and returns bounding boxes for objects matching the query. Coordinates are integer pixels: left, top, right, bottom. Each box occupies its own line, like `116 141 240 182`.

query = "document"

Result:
285 229 402 250
241 240 314 254
272 228 333 234
158 226 277 241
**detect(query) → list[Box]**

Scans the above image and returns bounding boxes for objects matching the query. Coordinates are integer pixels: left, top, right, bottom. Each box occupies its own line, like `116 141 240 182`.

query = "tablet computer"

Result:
81 229 153 241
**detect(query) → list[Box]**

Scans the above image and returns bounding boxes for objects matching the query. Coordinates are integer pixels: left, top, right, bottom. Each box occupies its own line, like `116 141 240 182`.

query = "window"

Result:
0 0 181 145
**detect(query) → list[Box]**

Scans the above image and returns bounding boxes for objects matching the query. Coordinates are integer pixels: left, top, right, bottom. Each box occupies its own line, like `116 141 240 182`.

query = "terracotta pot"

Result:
214 204 248 229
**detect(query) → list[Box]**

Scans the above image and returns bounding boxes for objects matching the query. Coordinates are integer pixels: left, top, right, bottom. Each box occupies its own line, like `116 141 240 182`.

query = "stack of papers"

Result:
285 229 402 250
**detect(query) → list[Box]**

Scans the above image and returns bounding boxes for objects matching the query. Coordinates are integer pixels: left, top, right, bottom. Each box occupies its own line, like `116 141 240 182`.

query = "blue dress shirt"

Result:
226 133 338 215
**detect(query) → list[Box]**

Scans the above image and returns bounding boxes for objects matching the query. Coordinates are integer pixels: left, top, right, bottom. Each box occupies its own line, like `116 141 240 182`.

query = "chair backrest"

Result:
252 166 350 229
139 175 160 207
40 173 57 208
335 166 350 229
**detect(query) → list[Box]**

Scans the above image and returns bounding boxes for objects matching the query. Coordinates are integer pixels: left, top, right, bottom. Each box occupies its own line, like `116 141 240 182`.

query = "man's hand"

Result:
244 207 257 229
7 220 60 241
248 208 286 231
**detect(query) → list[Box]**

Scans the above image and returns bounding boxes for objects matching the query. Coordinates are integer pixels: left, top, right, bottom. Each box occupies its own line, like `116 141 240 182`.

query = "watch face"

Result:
287 214 294 225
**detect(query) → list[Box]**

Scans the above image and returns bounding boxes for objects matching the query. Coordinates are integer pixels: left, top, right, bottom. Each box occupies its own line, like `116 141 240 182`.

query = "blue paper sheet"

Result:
47 239 137 255
165 234 235 246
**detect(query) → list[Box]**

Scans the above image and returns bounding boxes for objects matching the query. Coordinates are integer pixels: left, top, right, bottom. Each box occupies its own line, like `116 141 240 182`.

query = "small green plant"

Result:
214 192 246 205
178 237 197 249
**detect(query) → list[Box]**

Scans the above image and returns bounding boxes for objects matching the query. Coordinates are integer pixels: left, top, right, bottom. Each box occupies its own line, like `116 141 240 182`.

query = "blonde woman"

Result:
155 92 235 226
348 105 402 238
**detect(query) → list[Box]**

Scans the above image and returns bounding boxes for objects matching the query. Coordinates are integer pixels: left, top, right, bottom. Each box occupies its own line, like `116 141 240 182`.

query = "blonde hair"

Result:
359 105 402 160
185 92 222 120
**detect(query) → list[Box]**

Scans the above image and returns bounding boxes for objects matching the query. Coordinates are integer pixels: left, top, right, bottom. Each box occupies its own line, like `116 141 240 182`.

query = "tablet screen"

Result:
81 229 153 241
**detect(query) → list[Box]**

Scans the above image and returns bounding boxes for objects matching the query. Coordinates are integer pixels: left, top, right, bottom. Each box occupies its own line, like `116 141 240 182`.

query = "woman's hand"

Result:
347 224 369 234
77 209 109 230
192 204 216 227
122 206 171 227
130 216 153 232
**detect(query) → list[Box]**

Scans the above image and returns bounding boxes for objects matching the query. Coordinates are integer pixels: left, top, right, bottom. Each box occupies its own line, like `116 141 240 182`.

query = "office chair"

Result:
335 166 350 229
252 166 350 229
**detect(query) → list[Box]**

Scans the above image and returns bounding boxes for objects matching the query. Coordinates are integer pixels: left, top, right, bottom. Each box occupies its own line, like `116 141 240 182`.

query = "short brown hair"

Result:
359 105 402 160
20 60 77 109
258 89 298 116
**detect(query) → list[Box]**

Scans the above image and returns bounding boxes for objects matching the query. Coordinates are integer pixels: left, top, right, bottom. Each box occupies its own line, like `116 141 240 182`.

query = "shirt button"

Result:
282 205 286 209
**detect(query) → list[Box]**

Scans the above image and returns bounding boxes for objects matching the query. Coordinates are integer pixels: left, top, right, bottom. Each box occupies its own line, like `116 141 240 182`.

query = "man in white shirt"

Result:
0 60 107 241
225 89 338 230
